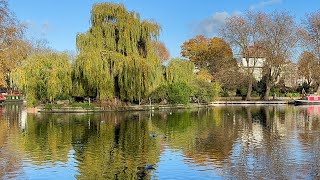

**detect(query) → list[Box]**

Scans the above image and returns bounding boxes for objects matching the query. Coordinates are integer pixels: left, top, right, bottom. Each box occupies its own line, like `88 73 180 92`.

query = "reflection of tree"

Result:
1 110 162 179
226 106 290 179
0 106 23 179
151 106 320 179
296 106 320 178
17 113 73 164
0 116 7 148
152 108 241 168
1 105 320 179
225 105 320 179
75 112 161 179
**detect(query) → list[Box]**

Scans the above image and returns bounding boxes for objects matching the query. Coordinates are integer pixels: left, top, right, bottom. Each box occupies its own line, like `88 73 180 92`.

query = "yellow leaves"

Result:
75 2 163 101
196 69 213 82
166 59 195 84
11 52 72 104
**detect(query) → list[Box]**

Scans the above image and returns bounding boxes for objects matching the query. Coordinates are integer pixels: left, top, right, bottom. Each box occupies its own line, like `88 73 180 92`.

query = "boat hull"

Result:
294 100 320 105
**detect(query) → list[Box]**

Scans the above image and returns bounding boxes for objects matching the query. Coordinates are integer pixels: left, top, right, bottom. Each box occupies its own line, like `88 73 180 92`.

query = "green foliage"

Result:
285 92 300 97
168 81 192 104
12 52 72 107
150 84 168 103
192 80 221 102
44 103 63 110
150 59 222 104
297 82 313 94
74 3 163 101
166 58 195 84
238 86 248 97
210 82 222 100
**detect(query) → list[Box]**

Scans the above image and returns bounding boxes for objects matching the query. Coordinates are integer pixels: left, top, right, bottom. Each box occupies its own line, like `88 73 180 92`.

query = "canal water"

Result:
0 104 319 179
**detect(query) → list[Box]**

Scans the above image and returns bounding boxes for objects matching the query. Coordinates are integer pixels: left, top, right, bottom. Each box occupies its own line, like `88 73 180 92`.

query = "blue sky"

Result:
9 0 319 58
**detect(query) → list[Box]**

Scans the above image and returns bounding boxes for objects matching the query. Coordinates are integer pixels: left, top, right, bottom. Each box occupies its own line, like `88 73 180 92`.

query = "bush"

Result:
26 92 40 107
168 81 192 104
285 92 300 97
237 86 248 97
150 85 169 103
192 80 212 102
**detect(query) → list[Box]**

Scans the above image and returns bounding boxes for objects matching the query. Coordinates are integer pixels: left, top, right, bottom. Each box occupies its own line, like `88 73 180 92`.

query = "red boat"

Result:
0 94 5 104
0 94 6 106
295 95 320 105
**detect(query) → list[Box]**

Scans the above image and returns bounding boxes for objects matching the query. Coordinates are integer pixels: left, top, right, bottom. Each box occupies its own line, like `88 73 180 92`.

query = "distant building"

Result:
238 57 265 81
236 45 303 88
236 45 266 81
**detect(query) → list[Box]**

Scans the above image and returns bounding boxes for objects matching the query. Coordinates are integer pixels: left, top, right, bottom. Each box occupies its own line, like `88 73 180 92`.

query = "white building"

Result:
238 57 266 81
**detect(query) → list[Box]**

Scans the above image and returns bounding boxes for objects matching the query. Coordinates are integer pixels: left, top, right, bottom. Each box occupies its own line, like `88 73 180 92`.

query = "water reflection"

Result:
0 104 319 179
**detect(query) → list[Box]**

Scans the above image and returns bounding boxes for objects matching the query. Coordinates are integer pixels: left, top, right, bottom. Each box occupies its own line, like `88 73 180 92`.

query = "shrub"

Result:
285 92 300 97
191 80 221 103
168 81 192 104
150 85 169 103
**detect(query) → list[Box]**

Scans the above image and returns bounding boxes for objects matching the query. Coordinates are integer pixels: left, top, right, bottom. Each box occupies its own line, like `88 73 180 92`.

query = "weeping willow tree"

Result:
11 52 72 106
73 3 164 101
166 58 195 84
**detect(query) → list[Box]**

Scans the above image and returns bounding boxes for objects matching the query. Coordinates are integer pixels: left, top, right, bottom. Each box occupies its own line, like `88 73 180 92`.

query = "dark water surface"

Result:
0 104 320 179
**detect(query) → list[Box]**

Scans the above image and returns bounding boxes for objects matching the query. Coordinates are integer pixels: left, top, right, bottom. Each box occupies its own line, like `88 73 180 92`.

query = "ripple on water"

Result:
1 107 320 179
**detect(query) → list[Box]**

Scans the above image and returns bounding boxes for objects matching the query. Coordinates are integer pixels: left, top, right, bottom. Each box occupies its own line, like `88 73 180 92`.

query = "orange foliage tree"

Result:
153 41 170 63
181 35 234 75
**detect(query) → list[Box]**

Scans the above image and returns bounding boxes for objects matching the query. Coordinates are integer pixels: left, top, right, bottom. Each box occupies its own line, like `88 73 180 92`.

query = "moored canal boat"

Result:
0 94 5 105
5 94 23 102
295 95 320 105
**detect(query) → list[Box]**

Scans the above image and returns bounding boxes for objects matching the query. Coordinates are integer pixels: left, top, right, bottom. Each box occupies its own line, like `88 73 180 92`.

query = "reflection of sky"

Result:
152 146 222 180
2 106 320 179
13 149 79 180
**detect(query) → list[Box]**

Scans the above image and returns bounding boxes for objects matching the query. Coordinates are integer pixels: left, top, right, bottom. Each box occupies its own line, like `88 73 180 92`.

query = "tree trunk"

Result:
316 83 320 95
263 106 270 129
264 81 271 100
245 77 253 101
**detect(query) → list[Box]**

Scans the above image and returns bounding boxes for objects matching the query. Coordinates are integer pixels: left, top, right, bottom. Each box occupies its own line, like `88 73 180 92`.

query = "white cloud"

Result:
193 11 241 36
249 0 282 10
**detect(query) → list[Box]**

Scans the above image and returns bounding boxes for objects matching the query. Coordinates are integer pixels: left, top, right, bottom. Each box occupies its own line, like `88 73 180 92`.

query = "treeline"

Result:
221 11 318 100
9 3 220 107
1 2 320 106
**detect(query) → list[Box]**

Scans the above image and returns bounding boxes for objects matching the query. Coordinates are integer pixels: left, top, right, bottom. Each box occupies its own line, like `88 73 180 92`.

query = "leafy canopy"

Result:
181 35 234 75
0 0 29 87
73 3 163 101
12 52 72 106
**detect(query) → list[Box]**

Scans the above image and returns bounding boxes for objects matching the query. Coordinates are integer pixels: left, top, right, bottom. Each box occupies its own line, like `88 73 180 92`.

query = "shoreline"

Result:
32 100 296 113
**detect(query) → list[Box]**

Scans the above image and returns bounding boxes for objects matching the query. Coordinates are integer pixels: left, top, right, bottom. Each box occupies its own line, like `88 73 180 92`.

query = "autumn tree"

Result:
0 0 29 88
73 3 163 101
299 10 320 93
181 35 209 68
258 11 297 100
181 35 234 75
297 51 320 87
153 41 170 63
222 12 263 100
215 65 244 95
300 10 320 59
